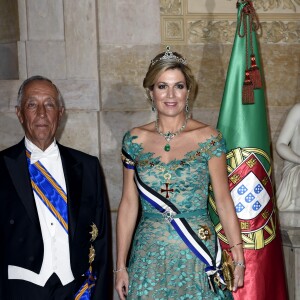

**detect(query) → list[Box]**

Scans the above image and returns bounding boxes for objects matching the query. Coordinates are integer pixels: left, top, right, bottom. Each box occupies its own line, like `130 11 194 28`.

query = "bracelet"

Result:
113 267 127 273
234 261 246 268
229 242 243 251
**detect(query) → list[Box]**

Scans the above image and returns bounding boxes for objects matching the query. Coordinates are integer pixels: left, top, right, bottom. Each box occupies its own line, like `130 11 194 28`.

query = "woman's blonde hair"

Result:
143 50 198 104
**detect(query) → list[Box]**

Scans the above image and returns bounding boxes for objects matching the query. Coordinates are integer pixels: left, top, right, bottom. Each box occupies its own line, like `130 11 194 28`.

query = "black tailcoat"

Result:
0 139 109 299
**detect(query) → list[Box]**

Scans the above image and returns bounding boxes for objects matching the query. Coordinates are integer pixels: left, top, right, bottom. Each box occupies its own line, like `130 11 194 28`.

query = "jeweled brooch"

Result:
198 225 212 240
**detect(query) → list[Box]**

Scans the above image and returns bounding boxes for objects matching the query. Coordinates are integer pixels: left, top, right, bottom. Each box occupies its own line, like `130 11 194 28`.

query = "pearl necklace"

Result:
155 117 188 152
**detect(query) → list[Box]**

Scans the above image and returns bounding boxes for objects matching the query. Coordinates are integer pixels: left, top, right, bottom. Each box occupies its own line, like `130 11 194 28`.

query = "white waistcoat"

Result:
8 138 74 286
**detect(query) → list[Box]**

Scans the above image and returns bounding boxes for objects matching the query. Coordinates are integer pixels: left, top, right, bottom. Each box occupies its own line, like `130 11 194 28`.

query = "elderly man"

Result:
0 75 110 299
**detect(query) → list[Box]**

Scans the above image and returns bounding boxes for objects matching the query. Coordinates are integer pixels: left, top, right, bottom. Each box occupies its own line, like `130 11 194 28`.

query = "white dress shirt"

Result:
8 138 74 286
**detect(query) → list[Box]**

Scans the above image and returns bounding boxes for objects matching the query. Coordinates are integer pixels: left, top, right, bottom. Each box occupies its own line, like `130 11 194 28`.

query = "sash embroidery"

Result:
26 149 68 233
122 150 225 289
121 148 135 170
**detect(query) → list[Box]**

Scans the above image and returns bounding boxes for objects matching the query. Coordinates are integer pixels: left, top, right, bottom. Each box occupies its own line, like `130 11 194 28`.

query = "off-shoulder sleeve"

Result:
121 131 136 169
202 132 227 161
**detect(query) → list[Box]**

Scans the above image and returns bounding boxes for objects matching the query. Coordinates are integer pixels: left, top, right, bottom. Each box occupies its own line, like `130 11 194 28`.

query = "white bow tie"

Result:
30 147 59 164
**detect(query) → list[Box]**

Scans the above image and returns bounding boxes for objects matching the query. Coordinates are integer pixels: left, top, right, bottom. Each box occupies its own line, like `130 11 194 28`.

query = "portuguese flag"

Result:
209 1 288 299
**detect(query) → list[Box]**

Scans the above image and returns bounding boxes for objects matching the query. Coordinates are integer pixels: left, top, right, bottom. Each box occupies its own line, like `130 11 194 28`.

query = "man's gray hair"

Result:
17 75 64 107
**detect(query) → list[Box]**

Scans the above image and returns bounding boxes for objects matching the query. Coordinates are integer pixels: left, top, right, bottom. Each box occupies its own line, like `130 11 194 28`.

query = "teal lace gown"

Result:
122 131 233 300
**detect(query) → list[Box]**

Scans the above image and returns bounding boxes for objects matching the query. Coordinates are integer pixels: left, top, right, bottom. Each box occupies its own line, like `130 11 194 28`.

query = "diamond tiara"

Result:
151 46 187 66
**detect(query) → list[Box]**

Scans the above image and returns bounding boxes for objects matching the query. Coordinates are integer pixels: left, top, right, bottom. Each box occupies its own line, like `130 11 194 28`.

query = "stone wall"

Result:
0 0 19 79
0 0 299 299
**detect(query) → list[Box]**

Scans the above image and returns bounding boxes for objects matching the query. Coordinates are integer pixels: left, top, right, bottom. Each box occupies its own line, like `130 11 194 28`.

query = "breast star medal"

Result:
90 223 98 242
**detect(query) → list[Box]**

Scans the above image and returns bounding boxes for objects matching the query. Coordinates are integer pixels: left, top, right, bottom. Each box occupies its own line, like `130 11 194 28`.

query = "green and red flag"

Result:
208 1 288 299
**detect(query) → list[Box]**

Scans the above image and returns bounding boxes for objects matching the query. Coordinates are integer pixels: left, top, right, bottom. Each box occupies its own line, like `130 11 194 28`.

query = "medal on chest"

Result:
161 173 174 199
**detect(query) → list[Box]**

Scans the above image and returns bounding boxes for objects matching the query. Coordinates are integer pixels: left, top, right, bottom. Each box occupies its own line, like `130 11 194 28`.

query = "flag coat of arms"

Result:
208 1 288 299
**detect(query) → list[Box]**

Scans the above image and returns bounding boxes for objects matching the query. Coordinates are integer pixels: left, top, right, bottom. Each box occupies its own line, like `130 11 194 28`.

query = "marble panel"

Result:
191 107 219 127
17 41 27 79
99 0 160 45
0 43 19 80
57 111 100 157
26 41 66 79
27 0 64 40
100 45 164 110
101 82 147 111
280 212 300 227
100 110 155 154
0 0 19 43
64 0 98 79
262 44 300 106
101 152 122 211
0 112 24 150
188 45 230 108
18 0 27 41
0 80 22 111
54 79 99 110
187 0 236 14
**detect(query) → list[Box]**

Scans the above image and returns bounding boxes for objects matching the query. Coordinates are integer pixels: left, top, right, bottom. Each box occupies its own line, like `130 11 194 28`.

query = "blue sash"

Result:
26 150 68 233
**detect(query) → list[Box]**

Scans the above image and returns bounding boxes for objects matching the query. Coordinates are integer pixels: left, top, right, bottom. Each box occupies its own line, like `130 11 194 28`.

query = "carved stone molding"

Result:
187 20 236 44
160 0 300 44
261 20 300 43
162 18 184 42
160 0 183 15
186 19 300 44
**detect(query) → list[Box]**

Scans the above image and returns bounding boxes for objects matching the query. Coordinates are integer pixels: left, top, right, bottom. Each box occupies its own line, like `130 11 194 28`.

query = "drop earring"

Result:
185 90 190 113
185 100 189 113
151 97 156 112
